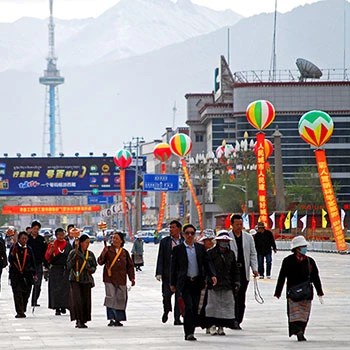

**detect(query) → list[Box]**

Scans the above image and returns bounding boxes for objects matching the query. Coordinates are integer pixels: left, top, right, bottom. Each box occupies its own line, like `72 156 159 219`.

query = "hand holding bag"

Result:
287 258 313 301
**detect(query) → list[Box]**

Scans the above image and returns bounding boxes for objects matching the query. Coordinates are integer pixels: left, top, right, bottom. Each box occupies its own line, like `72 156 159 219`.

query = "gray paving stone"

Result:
0 242 349 349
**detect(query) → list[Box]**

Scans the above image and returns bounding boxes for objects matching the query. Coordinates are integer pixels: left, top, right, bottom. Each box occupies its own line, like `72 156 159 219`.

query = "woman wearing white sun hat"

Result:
274 235 324 342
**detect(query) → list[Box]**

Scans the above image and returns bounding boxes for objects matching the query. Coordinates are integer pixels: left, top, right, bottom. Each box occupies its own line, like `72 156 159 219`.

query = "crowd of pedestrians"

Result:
0 216 324 342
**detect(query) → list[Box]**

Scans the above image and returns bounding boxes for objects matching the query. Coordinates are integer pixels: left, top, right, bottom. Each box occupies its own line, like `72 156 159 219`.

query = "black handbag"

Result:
287 258 313 301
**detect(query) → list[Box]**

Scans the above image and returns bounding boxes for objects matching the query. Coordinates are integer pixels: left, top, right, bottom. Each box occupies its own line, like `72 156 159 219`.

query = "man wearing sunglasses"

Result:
170 223 217 341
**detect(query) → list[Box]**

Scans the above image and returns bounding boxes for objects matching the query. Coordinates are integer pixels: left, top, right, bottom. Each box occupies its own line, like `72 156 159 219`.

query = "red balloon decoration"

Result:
114 149 132 169
153 143 172 162
254 139 274 161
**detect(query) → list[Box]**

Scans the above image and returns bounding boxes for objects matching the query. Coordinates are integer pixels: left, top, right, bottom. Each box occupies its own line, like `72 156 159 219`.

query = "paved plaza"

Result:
0 241 349 349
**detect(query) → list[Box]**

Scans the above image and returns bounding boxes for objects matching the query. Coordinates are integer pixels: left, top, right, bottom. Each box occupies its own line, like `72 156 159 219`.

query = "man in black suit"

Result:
27 220 47 307
155 220 184 325
170 223 217 341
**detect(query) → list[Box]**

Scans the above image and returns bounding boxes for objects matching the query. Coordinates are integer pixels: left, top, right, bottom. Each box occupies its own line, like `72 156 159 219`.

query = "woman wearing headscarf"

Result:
98 232 135 327
205 230 240 336
131 235 144 271
8 231 37 318
67 234 97 328
274 236 324 341
45 227 72 316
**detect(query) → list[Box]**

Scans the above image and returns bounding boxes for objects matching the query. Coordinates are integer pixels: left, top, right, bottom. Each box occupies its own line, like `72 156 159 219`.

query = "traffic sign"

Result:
87 196 114 205
143 174 179 192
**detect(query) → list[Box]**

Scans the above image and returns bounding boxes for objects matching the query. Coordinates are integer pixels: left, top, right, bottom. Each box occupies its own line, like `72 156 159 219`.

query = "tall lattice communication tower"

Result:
39 0 64 156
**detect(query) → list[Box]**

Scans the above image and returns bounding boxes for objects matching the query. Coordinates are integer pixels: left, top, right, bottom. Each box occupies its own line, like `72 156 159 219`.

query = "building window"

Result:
195 133 204 142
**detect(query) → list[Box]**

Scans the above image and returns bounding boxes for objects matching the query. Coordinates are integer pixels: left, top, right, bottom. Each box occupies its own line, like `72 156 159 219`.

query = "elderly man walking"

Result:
228 214 259 329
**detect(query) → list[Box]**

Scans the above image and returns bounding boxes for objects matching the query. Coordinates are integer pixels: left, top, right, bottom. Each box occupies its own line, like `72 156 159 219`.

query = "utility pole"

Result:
132 136 144 232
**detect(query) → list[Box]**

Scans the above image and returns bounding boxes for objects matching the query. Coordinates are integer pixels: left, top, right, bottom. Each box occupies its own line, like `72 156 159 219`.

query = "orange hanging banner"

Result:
256 132 269 227
156 163 167 232
181 158 203 232
120 169 133 241
315 150 347 251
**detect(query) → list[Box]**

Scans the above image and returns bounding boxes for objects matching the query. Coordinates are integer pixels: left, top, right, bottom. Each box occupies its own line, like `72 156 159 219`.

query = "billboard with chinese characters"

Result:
0 157 140 196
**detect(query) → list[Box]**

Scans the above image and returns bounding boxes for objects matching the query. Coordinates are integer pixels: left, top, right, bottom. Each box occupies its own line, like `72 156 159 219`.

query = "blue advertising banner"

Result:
0 157 140 196
143 174 179 192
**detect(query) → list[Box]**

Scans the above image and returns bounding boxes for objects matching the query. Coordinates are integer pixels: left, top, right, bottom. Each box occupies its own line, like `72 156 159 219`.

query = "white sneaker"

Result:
218 327 226 336
267 276 271 279
259 276 264 279
210 326 218 335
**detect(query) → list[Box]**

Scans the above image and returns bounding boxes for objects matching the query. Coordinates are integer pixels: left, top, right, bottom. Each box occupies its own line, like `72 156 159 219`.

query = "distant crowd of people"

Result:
0 215 324 341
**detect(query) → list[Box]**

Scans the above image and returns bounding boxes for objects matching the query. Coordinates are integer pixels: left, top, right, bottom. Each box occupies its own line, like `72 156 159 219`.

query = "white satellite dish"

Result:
296 58 322 81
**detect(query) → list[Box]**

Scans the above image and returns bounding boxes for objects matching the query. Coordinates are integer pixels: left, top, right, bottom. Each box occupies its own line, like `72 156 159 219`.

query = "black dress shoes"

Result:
55 309 61 316
185 334 197 341
174 320 183 325
233 320 242 330
162 312 168 323
297 331 307 341
15 313 26 318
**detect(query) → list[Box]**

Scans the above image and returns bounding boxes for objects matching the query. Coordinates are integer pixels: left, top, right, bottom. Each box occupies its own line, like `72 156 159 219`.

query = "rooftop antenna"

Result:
343 0 347 79
227 27 230 67
269 0 278 82
172 101 177 130
296 58 322 82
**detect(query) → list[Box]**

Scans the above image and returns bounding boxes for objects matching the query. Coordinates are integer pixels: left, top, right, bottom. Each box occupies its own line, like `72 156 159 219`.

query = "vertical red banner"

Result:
156 163 167 232
256 132 269 227
120 169 133 241
181 158 203 232
315 150 347 251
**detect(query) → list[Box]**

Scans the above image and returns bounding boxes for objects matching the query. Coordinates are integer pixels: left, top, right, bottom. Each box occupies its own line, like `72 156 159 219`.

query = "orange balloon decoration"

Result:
169 133 203 232
254 139 273 161
299 111 346 252
153 143 172 232
114 149 133 241
246 100 275 228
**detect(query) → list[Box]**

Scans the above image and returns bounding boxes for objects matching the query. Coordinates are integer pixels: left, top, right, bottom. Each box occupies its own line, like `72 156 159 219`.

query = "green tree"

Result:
285 165 338 209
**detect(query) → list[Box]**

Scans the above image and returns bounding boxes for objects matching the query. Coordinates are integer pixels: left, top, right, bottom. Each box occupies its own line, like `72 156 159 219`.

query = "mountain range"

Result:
0 0 349 157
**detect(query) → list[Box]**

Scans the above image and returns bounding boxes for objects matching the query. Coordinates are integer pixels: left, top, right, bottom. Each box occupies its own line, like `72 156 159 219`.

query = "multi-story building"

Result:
185 56 350 228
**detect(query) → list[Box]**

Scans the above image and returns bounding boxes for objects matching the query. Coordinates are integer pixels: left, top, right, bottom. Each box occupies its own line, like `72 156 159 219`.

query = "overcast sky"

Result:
0 0 326 23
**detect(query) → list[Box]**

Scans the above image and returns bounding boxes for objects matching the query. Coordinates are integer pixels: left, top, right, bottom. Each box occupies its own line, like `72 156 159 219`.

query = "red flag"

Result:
250 212 255 228
311 214 316 231
224 214 231 229
279 213 285 231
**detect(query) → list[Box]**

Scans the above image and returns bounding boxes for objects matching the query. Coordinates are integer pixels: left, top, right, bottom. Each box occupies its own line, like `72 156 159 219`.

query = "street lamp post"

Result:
132 136 144 233
233 132 256 213
172 152 224 228
187 152 224 228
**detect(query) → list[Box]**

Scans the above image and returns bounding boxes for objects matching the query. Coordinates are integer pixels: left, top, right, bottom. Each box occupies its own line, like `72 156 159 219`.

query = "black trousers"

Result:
234 278 249 324
162 279 181 321
31 264 43 306
181 279 201 337
11 276 32 315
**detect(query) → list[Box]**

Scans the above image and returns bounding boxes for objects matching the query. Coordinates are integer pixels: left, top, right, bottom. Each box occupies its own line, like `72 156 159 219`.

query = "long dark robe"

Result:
48 244 72 309
67 249 97 323
8 243 36 315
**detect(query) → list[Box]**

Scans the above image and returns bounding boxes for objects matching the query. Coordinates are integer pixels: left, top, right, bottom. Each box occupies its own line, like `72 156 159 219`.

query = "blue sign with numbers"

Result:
143 174 179 192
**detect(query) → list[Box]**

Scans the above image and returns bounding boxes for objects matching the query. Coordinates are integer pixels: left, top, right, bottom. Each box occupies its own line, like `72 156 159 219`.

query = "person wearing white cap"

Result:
198 229 216 251
228 214 259 329
274 235 324 342
197 229 216 334
205 230 241 336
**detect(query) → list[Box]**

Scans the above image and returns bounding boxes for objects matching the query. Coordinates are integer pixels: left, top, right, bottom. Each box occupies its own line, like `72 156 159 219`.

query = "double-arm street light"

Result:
231 132 256 213
172 152 224 228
